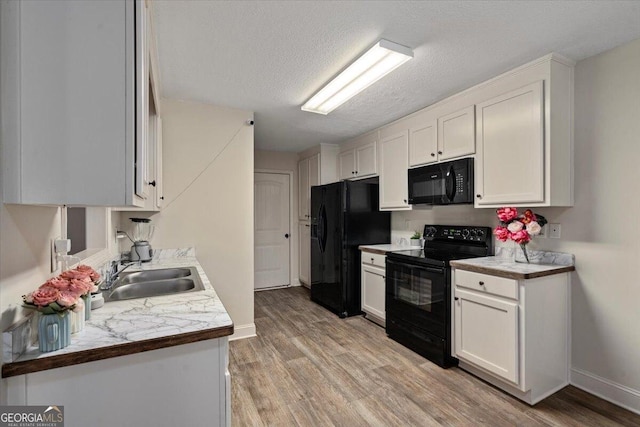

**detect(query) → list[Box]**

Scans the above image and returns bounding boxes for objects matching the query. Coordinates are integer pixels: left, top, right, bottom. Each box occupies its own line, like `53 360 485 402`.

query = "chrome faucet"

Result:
101 260 139 291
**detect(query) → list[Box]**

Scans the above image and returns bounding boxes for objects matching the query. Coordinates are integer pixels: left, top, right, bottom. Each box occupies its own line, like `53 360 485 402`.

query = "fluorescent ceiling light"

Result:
301 39 413 115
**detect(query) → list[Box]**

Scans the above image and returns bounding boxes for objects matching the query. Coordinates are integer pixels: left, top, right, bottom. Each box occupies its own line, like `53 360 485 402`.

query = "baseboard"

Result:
229 323 256 341
571 367 640 415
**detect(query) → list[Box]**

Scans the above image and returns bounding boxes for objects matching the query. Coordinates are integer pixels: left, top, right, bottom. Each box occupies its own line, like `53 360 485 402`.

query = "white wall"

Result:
254 150 300 286
125 99 255 340
393 38 640 412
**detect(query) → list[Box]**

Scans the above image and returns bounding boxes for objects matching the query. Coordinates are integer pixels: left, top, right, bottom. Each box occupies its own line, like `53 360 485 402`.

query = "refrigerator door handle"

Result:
318 204 328 253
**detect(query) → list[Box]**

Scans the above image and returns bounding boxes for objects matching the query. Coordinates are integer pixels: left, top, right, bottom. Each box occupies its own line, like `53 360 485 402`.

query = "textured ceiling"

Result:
152 1 640 152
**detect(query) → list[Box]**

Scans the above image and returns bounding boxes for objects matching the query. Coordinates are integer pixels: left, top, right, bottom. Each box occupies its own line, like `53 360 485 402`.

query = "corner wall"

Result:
140 99 255 340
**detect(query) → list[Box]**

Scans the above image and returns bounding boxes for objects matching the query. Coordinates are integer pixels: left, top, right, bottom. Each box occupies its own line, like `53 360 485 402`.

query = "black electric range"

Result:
385 224 493 368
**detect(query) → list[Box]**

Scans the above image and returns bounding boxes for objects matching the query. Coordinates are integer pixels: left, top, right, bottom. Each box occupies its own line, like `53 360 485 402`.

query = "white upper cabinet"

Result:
338 133 377 180
338 150 356 180
298 157 310 221
409 118 438 167
475 82 544 205
379 131 411 210
437 105 475 161
298 145 336 221
474 56 574 207
0 0 152 207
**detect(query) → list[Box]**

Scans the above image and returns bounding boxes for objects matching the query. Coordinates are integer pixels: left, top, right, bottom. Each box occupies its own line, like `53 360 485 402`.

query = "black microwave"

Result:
408 158 474 205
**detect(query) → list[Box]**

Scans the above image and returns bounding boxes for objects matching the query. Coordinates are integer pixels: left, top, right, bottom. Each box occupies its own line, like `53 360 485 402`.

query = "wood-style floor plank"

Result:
230 287 640 426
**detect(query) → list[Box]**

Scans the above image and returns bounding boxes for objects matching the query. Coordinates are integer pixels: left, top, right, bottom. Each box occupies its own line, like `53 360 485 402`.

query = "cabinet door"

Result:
409 120 438 166
338 150 356 180
134 0 149 199
379 131 410 210
299 222 311 286
298 158 309 220
437 105 475 161
475 81 544 205
355 142 377 177
361 264 386 322
454 288 519 384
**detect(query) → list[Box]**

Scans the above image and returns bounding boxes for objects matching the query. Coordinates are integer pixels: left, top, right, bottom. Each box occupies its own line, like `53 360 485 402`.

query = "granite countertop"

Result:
359 244 422 255
2 249 233 378
450 249 575 280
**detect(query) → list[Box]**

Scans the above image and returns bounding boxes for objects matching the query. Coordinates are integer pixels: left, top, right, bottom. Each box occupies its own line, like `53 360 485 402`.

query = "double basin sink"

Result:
102 266 205 302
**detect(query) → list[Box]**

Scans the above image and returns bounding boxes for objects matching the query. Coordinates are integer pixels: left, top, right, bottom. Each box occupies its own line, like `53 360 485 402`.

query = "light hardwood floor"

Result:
230 287 640 426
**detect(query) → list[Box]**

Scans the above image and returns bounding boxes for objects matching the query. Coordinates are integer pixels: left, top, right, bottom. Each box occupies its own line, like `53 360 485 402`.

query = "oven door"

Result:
385 258 447 336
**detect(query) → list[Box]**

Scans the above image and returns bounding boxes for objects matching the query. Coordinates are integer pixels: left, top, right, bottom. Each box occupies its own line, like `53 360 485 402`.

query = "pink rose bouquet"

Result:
22 265 102 314
493 208 547 263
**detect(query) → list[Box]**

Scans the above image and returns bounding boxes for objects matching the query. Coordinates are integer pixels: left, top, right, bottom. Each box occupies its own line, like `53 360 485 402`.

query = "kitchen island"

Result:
1 249 233 426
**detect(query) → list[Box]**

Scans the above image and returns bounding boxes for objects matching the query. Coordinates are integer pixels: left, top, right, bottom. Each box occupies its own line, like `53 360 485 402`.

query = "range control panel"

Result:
423 224 492 243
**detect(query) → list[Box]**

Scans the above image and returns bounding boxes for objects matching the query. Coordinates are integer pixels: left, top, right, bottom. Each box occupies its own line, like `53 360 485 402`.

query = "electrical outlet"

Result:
549 223 562 239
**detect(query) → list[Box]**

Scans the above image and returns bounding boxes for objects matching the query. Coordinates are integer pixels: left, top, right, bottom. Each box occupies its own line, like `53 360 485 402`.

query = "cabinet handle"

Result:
476 194 482 199
438 151 443 155
479 281 485 286
430 153 435 157
149 180 156 187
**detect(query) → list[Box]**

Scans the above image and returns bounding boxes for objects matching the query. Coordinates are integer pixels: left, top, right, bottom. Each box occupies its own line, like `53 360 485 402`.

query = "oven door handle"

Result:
387 259 445 275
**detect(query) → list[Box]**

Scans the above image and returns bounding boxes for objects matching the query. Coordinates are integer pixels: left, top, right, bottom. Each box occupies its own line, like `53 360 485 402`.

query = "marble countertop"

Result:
2 249 233 378
359 244 422 254
450 250 575 280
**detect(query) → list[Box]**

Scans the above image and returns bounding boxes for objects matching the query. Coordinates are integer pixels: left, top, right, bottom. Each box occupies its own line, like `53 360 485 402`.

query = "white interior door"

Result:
254 173 290 289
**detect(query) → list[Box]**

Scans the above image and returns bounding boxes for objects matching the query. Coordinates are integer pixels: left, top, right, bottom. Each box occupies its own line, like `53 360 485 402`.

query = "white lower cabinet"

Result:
453 268 570 404
3 339 230 426
361 252 386 326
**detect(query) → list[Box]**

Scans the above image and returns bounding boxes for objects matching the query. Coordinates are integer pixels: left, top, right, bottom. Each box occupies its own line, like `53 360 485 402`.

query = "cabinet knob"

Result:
437 151 443 155
149 180 156 187
355 171 358 175
430 153 435 157
403 199 407 203
479 281 485 286
352 171 355 174
285 233 289 239
476 194 482 199
371 257 374 262
160 196 164 200
454 297 459 301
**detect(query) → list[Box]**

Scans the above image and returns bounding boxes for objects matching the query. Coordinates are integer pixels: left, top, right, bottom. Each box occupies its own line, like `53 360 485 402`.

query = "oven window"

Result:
390 265 444 313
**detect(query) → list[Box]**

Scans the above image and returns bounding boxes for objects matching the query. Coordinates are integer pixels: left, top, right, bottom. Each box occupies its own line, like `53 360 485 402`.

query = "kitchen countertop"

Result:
450 251 575 280
2 249 233 378
359 244 422 255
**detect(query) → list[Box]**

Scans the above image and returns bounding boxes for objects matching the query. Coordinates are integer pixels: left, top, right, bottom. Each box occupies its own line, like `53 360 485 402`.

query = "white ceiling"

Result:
152 1 640 152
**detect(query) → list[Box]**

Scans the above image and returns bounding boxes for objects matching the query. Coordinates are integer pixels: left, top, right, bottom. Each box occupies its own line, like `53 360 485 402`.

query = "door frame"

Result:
254 169 296 289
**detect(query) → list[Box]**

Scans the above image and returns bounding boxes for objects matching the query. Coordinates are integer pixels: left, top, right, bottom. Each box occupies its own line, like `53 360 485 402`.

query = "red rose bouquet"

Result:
493 207 547 263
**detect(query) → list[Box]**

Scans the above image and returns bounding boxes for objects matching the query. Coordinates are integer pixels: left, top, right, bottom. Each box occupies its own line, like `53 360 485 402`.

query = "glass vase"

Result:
38 312 71 353
514 242 531 263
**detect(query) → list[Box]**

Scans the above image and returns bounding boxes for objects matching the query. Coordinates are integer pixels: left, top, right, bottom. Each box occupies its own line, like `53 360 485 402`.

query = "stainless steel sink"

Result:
103 267 205 302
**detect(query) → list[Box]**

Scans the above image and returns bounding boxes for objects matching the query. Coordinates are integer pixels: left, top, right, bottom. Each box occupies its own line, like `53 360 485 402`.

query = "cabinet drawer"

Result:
455 270 518 300
362 252 386 268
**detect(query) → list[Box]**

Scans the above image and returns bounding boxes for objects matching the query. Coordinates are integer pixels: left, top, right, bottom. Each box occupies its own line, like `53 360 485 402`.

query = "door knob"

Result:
285 233 289 239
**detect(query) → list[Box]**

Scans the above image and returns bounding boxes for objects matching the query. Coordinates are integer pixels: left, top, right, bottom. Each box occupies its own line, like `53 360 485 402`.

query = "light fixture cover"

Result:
301 39 413 115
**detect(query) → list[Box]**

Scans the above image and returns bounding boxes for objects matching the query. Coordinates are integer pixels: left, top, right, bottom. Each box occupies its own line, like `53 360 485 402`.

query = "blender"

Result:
129 218 155 262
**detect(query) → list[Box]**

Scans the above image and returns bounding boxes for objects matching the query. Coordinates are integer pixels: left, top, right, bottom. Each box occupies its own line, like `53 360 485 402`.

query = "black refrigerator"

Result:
310 178 390 318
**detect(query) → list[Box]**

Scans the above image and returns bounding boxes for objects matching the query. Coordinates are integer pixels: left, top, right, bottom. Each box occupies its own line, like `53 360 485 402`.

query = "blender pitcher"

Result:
130 218 155 262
